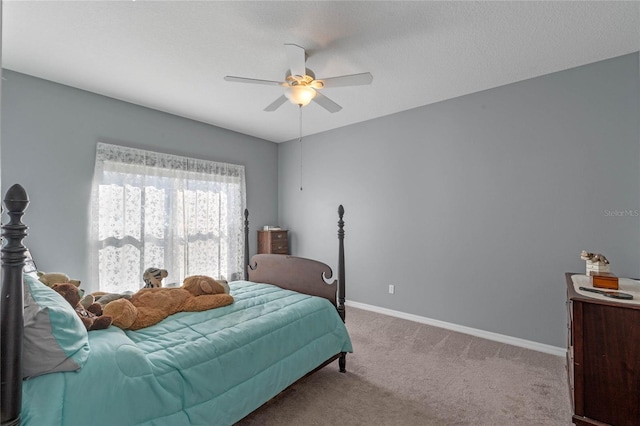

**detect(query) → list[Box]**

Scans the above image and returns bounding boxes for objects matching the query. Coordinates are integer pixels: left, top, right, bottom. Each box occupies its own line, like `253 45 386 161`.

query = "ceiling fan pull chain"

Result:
299 105 303 191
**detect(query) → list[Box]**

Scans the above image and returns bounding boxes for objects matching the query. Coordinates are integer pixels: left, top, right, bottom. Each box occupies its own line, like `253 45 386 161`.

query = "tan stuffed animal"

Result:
37 271 81 287
103 275 233 330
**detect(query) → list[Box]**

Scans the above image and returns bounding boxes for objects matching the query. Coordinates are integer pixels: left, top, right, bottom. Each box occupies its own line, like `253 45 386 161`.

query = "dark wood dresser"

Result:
257 230 288 255
565 272 640 425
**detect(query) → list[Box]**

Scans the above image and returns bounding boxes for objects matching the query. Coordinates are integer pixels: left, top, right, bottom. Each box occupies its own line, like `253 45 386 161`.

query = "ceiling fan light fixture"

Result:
225 43 372 112
285 85 316 107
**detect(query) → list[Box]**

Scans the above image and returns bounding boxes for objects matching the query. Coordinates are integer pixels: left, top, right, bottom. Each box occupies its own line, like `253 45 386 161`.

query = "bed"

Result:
0 184 351 426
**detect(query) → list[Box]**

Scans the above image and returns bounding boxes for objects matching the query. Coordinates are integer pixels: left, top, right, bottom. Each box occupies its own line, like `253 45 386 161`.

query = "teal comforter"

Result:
21 281 353 425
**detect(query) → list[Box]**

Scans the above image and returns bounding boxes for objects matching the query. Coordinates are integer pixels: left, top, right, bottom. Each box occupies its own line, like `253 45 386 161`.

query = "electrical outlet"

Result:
388 284 395 294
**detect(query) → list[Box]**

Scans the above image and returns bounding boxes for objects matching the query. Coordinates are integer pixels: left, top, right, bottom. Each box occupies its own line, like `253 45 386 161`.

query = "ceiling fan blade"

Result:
284 43 306 78
312 91 342 113
317 72 373 88
224 76 284 86
264 95 288 112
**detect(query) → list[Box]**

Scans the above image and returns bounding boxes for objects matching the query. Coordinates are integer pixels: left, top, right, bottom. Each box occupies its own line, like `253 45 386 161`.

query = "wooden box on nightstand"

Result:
258 230 288 255
590 272 619 290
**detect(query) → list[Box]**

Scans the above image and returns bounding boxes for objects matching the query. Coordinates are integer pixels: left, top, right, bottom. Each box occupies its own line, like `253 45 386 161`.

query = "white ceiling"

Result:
3 1 639 143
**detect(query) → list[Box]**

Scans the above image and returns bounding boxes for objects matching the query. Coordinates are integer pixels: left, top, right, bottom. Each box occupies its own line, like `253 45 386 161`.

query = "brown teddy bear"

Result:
103 275 234 330
52 283 113 331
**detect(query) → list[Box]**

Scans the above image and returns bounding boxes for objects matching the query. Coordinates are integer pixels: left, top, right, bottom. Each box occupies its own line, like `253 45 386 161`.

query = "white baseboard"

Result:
345 300 566 358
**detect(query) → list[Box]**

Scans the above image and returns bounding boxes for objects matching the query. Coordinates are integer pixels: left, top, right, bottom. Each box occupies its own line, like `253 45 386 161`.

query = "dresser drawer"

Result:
270 244 288 254
270 236 288 253
269 231 288 241
257 230 289 255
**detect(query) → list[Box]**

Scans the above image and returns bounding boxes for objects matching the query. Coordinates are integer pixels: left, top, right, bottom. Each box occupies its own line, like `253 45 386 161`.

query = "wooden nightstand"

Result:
258 230 288 255
566 272 640 425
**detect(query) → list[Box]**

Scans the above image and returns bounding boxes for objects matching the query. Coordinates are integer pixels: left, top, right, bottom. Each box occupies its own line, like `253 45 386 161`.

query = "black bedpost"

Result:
1 184 30 426
337 205 346 373
243 208 249 281
337 205 345 321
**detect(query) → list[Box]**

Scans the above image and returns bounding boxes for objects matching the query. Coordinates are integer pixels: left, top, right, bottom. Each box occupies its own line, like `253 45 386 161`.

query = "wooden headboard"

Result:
248 205 346 322
249 254 338 304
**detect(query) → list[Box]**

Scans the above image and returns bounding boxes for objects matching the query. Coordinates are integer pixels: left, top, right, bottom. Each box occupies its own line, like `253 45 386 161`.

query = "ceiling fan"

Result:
224 43 373 113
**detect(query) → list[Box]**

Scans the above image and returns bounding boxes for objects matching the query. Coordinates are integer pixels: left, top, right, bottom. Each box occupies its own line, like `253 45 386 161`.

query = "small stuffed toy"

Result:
143 267 168 288
580 250 610 265
37 271 81 287
103 275 233 330
88 291 134 307
52 283 112 331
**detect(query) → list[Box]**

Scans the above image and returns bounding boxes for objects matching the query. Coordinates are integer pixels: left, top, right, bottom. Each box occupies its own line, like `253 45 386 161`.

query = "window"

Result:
89 143 246 293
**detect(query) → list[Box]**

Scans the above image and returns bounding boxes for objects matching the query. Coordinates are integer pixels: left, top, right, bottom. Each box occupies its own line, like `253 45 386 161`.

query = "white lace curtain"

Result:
89 142 246 293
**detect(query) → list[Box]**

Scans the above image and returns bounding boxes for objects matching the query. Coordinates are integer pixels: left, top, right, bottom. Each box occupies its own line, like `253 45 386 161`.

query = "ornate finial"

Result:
244 208 249 221
337 205 345 240
4 184 29 213
2 184 30 260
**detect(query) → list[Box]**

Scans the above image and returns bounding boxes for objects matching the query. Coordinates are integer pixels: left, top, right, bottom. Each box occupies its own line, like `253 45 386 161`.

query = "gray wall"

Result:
1 70 279 285
2 53 638 349
278 53 640 349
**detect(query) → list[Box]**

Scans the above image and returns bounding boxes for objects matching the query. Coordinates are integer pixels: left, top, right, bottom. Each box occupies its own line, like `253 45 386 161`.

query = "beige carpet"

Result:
237 307 573 425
